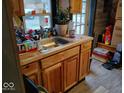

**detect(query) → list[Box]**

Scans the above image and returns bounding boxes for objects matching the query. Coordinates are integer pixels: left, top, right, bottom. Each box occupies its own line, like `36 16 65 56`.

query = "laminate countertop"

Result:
19 35 93 66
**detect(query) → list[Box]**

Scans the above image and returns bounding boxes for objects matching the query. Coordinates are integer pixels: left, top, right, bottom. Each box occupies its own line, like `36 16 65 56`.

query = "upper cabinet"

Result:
70 0 82 13
11 0 24 16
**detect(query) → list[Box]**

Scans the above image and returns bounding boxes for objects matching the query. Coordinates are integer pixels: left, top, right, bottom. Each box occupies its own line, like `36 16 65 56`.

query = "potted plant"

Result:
55 7 70 36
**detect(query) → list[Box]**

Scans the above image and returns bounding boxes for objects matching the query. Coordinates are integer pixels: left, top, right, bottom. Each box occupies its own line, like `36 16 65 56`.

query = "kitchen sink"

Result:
38 37 71 52
54 37 70 44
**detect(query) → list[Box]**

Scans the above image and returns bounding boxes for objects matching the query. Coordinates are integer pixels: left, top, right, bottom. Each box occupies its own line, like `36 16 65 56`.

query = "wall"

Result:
93 0 106 48
93 0 118 48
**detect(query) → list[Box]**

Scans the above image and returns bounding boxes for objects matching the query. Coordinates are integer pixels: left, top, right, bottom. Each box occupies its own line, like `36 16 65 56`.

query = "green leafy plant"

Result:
55 7 70 25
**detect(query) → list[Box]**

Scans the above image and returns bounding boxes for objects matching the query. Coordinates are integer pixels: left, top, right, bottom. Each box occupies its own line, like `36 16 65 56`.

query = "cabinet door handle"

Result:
24 65 29 69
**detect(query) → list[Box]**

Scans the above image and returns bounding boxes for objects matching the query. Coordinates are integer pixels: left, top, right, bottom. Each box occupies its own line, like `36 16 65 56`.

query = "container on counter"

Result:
17 40 38 54
17 44 26 54
69 30 75 38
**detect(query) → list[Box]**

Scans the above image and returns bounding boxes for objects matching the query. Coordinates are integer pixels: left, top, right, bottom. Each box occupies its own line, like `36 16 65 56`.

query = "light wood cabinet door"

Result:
79 49 91 80
64 55 79 91
11 0 24 16
43 63 63 93
21 62 41 85
70 0 82 13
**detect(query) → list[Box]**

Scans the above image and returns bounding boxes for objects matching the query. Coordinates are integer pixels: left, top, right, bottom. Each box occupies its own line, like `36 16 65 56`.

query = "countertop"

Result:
19 35 93 66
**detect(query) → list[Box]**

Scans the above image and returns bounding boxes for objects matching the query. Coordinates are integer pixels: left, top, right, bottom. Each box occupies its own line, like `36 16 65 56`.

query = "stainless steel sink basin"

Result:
54 37 70 45
38 37 71 52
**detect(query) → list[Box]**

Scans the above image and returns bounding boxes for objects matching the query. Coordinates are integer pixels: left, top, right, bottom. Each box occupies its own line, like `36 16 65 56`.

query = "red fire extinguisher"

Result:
103 25 112 45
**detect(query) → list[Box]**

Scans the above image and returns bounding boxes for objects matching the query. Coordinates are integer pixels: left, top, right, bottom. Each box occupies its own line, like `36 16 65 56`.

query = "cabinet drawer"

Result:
21 62 39 75
41 46 80 69
81 41 92 52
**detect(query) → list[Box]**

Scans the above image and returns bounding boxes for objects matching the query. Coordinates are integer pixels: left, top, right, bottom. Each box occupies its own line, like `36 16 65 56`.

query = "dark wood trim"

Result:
92 0 97 36
51 0 57 27
3 0 25 93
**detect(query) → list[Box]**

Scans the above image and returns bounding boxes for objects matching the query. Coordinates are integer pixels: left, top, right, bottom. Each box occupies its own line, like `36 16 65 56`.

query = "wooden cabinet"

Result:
64 55 79 91
21 62 41 85
42 55 79 93
79 41 92 80
42 63 63 93
11 0 24 16
20 40 93 92
70 0 82 13
81 41 92 52
41 46 80 69
41 46 80 92
79 49 91 80
97 42 116 52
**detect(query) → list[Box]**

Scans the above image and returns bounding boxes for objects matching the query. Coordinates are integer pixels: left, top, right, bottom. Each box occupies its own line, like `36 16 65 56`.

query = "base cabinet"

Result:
43 63 63 93
42 55 79 93
28 74 39 84
21 62 41 85
21 41 92 92
64 55 79 91
79 49 91 80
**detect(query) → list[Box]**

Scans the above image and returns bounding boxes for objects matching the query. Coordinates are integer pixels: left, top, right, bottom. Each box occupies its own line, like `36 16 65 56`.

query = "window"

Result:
72 0 87 35
23 0 51 33
23 0 51 14
23 15 51 32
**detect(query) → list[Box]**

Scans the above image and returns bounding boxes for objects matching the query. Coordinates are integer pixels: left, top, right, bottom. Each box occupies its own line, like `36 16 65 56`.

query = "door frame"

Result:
87 0 97 36
3 0 25 93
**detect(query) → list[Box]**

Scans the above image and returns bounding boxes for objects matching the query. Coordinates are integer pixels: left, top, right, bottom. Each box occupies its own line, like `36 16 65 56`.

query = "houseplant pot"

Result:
55 24 68 36
55 7 70 36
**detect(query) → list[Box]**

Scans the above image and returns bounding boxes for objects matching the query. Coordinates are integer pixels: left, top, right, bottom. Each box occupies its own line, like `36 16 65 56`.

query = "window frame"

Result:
72 0 87 35
23 0 52 32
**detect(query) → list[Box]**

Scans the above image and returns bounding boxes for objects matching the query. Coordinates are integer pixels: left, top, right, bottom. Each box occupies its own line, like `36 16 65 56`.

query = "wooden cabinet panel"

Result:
41 46 80 69
21 62 41 85
81 41 92 52
70 0 82 13
43 63 63 93
28 73 39 84
64 55 79 91
11 0 24 16
79 49 91 80
97 42 116 52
